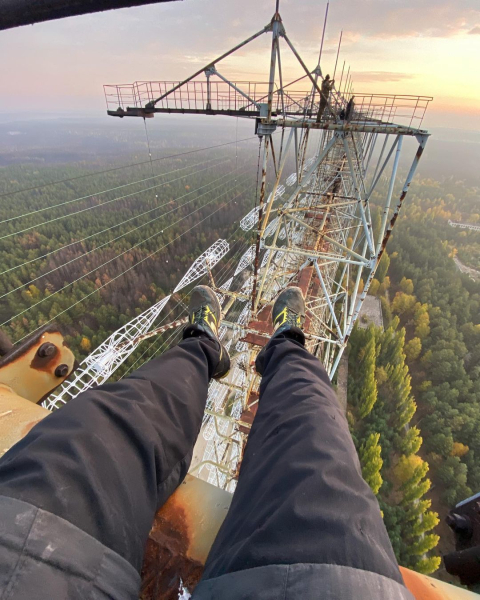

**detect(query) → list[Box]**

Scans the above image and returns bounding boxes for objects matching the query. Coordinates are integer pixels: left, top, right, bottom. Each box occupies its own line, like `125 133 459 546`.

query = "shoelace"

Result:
284 309 301 328
193 306 209 324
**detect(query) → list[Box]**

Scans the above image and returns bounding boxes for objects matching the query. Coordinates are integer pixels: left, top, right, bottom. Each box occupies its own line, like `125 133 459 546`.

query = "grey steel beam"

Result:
0 0 181 31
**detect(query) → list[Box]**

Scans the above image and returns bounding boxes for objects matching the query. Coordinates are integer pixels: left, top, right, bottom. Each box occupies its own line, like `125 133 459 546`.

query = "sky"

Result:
0 0 479 130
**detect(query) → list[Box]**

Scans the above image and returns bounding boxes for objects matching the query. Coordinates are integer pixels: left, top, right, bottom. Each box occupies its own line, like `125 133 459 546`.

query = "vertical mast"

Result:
251 7 281 314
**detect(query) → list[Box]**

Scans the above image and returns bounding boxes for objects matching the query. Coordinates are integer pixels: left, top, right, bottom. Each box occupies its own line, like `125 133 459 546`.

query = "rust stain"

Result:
238 391 259 436
140 492 204 600
241 332 268 347
30 346 59 372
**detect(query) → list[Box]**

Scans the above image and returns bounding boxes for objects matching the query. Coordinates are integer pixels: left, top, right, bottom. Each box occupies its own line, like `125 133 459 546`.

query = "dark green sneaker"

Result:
255 286 306 375
183 285 230 379
272 286 306 338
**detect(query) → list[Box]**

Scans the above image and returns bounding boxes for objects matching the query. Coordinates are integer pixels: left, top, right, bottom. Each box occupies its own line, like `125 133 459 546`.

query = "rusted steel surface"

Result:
141 474 232 599
247 320 273 335
297 266 314 297
251 140 270 314
280 119 431 137
304 210 331 222
381 142 426 254
241 332 269 347
238 392 259 436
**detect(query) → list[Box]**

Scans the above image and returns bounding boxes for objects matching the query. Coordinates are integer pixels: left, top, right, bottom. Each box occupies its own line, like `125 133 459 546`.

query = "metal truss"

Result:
448 220 480 232
173 239 229 293
234 245 256 276
173 8 430 490
44 294 172 409
76 4 431 491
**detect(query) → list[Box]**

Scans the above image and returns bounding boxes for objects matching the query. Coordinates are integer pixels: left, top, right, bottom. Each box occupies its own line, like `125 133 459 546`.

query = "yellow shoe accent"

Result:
274 307 288 328
204 306 218 335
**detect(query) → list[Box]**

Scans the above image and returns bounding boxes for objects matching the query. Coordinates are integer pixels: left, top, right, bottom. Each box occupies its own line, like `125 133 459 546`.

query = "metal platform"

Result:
105 78 431 134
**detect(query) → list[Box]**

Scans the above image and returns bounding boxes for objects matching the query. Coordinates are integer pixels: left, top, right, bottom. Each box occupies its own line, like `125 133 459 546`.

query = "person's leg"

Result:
201 335 404 586
316 95 327 122
0 334 219 572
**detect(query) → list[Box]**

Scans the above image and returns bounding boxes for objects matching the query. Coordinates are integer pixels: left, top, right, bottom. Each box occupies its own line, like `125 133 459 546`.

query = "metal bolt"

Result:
37 342 56 358
54 364 69 378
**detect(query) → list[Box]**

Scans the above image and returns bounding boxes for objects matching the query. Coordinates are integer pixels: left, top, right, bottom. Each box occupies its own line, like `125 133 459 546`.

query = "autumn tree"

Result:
404 337 422 362
413 302 430 339
376 251 390 283
400 277 414 295
391 292 417 317
414 556 441 575
359 433 383 495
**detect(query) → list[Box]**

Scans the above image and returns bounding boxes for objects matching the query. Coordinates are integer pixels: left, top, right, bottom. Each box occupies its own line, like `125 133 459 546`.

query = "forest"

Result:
347 172 480 579
0 140 260 370
1 133 479 582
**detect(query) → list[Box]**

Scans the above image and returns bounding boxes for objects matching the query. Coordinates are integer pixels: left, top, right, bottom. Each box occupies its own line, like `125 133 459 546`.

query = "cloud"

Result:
296 0 480 41
468 26 480 34
352 71 415 84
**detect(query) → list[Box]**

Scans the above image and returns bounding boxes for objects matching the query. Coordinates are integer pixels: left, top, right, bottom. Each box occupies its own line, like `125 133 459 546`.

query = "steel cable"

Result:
1 165 251 299
0 158 250 277
7 175 255 340
0 158 234 240
0 136 259 200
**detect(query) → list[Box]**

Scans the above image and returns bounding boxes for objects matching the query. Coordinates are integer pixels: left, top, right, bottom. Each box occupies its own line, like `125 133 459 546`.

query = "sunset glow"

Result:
0 0 479 129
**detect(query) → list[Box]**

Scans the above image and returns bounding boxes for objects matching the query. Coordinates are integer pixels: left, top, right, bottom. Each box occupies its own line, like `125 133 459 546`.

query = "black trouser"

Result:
316 95 328 122
0 336 403 586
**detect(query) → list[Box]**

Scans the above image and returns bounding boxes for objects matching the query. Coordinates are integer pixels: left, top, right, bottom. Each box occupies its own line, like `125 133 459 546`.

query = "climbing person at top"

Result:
316 74 335 123
345 95 355 122
0 284 413 599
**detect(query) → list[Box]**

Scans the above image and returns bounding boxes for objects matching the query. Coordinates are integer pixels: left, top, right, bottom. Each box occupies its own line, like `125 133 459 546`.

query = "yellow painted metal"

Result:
400 567 479 599
0 330 75 404
0 386 49 457
0 338 477 598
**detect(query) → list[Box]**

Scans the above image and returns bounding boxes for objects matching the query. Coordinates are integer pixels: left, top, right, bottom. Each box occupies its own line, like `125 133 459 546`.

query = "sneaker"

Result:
183 285 230 379
272 286 306 339
255 286 306 375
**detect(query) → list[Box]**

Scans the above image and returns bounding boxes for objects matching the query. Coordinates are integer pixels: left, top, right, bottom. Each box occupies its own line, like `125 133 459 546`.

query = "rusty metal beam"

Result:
278 119 430 136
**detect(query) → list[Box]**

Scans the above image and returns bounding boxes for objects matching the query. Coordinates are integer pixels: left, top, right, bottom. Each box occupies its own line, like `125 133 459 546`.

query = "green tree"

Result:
391 292 417 316
378 276 391 297
402 462 431 504
414 556 441 575
359 330 378 418
401 427 422 456
411 510 439 537
400 277 414 295
359 433 383 495
376 251 390 283
410 533 440 556
394 455 424 484
404 337 422 362
369 278 380 296
413 302 430 339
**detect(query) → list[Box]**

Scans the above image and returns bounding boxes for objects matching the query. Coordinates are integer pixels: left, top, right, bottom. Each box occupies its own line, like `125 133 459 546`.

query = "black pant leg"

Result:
202 337 403 585
0 336 220 572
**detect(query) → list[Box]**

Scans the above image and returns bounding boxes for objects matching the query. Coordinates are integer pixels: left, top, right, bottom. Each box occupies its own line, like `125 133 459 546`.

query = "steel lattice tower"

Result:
49 5 431 491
